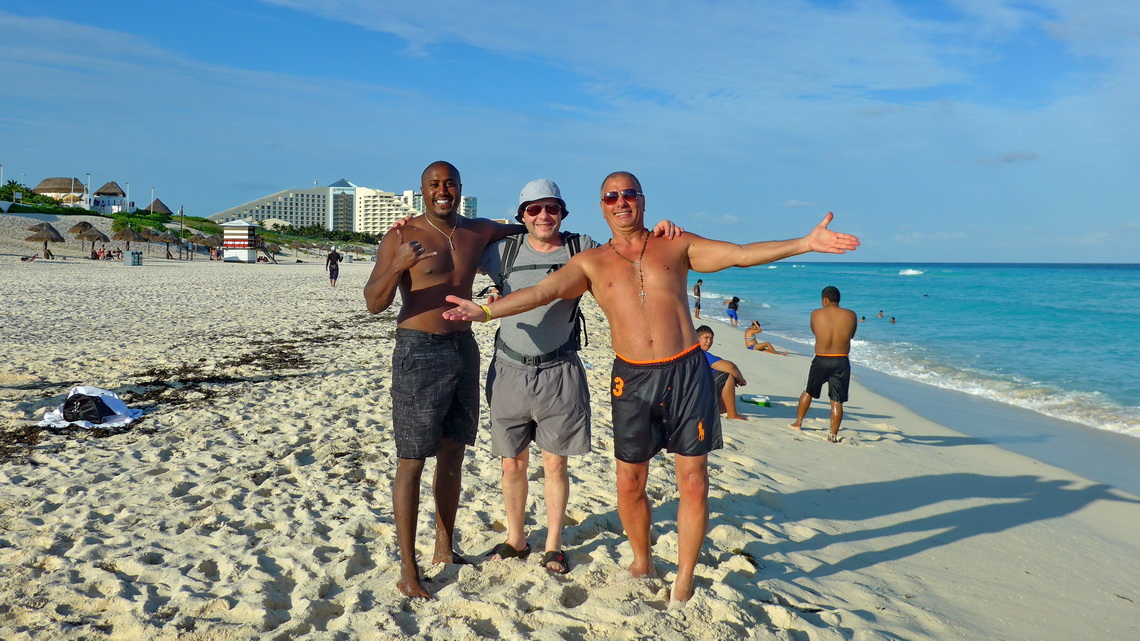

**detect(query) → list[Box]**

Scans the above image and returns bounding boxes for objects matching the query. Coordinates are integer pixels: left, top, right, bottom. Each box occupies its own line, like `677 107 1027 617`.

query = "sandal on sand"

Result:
541 550 570 575
486 542 531 560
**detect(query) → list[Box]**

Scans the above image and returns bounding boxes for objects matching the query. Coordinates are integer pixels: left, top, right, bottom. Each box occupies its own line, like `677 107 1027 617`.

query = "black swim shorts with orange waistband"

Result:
609 344 723 464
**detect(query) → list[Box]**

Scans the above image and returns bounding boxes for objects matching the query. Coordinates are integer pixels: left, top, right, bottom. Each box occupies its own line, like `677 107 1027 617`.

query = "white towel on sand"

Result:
38 386 143 429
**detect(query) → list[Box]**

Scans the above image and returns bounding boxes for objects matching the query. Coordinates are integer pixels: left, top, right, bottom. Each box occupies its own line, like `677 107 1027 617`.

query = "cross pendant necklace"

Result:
608 230 649 303
424 215 458 250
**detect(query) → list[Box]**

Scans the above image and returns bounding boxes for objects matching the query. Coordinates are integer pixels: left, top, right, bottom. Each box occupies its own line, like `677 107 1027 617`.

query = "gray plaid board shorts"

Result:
390 328 480 458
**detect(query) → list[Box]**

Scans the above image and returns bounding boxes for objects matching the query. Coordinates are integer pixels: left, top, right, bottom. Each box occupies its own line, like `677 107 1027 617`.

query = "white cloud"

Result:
782 199 819 208
694 211 741 225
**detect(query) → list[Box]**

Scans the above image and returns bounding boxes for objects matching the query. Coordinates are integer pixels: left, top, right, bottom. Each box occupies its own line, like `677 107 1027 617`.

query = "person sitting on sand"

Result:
697 325 746 420
744 320 787 355
790 286 858 443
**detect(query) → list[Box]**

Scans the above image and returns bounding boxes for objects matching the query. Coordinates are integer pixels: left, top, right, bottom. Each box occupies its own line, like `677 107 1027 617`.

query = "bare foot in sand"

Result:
431 549 471 566
726 412 746 420
827 432 840 443
671 571 696 603
397 563 431 599
621 560 658 580
789 421 803 430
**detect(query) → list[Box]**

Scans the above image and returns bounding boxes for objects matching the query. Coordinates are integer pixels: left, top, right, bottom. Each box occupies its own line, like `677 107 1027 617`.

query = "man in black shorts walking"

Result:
364 161 522 599
790 286 858 442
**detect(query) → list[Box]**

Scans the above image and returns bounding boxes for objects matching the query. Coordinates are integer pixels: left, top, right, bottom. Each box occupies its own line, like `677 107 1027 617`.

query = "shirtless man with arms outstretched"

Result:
443 171 858 602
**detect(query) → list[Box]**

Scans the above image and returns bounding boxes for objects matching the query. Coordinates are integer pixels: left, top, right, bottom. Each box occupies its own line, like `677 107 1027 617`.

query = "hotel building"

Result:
210 179 477 234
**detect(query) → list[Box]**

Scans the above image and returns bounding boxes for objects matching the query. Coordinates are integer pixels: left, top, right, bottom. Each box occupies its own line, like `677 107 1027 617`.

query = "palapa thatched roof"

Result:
145 199 175 215
26 227 65 243
33 178 87 194
95 181 127 197
112 228 146 243
68 221 94 234
78 228 110 243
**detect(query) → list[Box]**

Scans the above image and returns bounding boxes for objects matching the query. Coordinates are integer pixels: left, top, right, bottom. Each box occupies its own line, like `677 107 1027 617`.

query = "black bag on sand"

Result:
62 394 116 424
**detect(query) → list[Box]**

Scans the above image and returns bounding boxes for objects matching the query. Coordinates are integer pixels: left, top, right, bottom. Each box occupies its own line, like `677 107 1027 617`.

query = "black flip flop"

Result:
541 550 570 575
486 542 531 560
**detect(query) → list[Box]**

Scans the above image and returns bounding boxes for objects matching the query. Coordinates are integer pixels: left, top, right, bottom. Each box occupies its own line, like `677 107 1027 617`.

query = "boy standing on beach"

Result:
364 161 522 599
442 171 858 601
790 286 858 442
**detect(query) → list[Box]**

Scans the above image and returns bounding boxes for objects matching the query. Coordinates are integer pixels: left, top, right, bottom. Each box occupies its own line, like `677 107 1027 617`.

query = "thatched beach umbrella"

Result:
69 221 94 250
77 228 110 244
158 232 180 258
112 228 146 251
140 227 162 254
25 223 65 258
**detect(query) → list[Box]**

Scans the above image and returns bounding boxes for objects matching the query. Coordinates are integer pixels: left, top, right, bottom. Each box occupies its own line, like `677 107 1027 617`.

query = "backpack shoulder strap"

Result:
494 235 522 288
564 232 582 257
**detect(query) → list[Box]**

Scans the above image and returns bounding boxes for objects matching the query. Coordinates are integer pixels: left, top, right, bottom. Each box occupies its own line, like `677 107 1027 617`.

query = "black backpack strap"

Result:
496 235 523 287
564 232 582 256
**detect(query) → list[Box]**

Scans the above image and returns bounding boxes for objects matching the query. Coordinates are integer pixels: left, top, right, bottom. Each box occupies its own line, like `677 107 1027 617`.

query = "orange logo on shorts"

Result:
612 377 625 397
697 419 705 441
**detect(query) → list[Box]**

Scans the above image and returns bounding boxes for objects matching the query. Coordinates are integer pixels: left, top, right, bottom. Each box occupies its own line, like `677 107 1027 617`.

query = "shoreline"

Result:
726 327 1140 497
1 257 1138 639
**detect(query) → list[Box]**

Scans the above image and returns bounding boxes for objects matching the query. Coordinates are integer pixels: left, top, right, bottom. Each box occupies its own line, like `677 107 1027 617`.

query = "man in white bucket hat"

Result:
479 179 682 575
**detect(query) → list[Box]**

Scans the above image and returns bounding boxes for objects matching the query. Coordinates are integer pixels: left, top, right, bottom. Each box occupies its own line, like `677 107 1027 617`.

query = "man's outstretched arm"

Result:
443 259 589 322
688 212 859 273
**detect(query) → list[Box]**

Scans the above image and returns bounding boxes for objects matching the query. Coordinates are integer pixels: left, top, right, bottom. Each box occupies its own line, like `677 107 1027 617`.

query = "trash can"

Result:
129 251 142 266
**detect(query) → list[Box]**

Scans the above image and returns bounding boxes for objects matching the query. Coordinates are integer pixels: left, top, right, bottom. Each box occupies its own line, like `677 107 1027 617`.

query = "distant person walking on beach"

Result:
326 247 343 287
692 279 702 319
442 170 859 601
696 325 746 420
744 320 787 355
364 160 523 599
480 179 681 574
790 286 858 443
723 296 740 327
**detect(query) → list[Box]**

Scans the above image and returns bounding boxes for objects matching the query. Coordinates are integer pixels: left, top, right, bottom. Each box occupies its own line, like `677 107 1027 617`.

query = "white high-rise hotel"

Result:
209 179 477 234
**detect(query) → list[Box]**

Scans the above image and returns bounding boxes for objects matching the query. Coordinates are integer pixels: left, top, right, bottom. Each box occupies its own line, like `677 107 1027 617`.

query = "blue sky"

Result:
2 0 1137 262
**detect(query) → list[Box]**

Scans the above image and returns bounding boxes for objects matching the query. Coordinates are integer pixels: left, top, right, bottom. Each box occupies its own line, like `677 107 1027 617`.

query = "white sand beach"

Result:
2 213 1139 640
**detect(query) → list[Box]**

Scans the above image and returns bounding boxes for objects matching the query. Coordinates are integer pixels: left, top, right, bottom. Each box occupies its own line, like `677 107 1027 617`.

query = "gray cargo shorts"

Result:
486 351 591 458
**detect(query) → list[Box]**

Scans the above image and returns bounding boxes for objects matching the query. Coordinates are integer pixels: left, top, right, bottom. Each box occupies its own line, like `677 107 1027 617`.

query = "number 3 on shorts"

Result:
612 376 625 397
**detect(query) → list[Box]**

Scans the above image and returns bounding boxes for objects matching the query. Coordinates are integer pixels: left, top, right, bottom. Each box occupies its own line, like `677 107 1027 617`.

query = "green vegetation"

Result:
266 222 379 247
1 180 92 214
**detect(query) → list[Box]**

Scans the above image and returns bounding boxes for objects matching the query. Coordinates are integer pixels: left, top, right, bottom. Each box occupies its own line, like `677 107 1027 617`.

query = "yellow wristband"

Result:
480 304 493 322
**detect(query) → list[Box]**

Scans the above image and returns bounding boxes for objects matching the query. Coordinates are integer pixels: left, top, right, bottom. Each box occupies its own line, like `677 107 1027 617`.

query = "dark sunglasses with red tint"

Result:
601 189 643 205
523 203 563 216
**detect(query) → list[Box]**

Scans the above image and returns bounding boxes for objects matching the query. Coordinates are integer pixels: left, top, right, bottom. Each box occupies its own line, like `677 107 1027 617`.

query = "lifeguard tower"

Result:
221 220 260 263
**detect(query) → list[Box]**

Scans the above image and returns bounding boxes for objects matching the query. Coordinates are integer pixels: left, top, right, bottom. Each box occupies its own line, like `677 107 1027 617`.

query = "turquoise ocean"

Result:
692 263 1140 439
